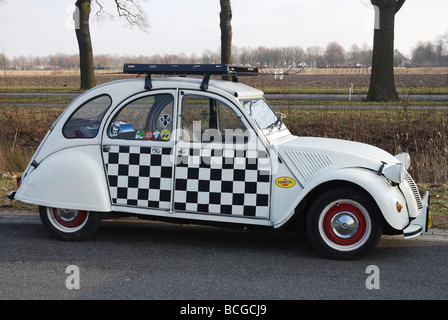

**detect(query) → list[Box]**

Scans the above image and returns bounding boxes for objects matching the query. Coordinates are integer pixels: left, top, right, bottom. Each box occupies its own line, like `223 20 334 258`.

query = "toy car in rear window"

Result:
10 64 431 260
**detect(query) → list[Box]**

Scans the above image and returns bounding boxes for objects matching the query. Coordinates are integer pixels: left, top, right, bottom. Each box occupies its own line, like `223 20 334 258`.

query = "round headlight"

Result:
394 152 411 170
383 163 406 184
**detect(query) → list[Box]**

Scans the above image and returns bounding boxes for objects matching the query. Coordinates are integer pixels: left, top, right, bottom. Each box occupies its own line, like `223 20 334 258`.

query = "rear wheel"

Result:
39 206 102 241
306 188 382 260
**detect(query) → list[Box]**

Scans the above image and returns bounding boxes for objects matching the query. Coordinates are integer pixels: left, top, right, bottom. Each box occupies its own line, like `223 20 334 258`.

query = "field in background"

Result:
2 67 448 93
1 68 447 227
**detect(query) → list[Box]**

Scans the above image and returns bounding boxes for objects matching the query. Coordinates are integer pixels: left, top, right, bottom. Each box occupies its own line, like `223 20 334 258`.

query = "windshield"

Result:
240 98 281 130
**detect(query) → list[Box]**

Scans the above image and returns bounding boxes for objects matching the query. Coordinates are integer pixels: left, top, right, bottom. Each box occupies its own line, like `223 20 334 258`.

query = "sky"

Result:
0 0 447 59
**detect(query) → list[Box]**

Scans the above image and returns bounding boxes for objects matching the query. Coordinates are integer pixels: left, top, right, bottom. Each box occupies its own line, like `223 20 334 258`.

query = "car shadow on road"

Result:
95 219 316 257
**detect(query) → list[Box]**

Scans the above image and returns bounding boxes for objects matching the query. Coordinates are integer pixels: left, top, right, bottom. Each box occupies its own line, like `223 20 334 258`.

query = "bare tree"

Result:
74 0 149 89
366 0 405 102
220 0 232 72
75 0 95 89
435 38 447 67
306 46 324 68
237 47 253 65
360 43 373 67
347 44 361 67
324 42 345 67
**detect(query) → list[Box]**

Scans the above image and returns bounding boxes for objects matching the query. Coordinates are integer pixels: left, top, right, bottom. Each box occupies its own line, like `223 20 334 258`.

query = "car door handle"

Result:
178 148 188 156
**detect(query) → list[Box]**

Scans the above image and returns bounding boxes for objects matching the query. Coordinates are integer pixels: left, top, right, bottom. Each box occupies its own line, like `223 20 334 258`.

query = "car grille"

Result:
405 174 423 210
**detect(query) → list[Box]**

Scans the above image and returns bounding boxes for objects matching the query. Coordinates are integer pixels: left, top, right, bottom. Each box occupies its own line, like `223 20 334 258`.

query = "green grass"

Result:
0 173 37 212
261 86 448 95
0 95 73 104
418 184 448 229
2 85 448 95
0 86 84 93
270 99 448 107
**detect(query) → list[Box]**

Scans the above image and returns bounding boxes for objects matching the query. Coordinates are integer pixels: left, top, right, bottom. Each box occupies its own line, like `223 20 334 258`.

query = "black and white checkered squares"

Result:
173 148 271 218
103 144 271 219
104 145 173 209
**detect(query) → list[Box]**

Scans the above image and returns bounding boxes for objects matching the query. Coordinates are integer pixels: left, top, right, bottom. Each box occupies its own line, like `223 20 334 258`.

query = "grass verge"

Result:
0 86 84 93
262 86 448 95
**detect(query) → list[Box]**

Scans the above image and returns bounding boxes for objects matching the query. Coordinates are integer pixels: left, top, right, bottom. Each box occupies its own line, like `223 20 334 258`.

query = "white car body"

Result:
12 65 431 259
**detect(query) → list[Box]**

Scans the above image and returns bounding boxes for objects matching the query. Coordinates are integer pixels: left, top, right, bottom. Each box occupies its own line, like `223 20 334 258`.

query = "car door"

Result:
173 90 272 219
102 90 177 211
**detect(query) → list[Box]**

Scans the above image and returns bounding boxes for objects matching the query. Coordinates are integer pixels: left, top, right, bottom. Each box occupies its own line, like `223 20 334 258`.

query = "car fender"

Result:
15 145 111 212
274 167 409 231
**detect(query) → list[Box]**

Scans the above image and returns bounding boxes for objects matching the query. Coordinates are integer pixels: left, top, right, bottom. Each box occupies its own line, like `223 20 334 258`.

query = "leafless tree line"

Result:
2 35 447 71
411 34 448 67
0 43 373 70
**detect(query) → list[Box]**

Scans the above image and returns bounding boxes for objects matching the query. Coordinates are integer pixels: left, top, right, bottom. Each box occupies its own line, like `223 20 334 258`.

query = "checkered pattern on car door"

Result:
103 145 173 209
173 147 271 219
104 145 271 218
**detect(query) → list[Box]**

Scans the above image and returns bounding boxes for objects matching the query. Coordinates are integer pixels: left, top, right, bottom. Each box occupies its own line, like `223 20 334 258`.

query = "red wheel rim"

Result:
52 208 88 229
322 203 367 246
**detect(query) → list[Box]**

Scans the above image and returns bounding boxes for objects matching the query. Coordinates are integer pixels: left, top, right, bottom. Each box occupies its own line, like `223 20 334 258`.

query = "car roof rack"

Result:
123 64 259 91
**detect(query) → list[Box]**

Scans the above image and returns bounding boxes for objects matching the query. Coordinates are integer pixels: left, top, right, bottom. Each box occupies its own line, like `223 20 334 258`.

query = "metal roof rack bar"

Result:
124 64 258 91
123 64 258 76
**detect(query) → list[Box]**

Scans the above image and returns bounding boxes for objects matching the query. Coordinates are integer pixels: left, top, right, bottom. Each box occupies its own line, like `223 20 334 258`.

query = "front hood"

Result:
277 136 399 182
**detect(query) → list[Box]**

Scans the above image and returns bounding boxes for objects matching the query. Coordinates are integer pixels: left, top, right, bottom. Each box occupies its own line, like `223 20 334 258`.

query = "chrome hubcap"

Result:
55 209 80 222
47 207 89 233
330 211 359 239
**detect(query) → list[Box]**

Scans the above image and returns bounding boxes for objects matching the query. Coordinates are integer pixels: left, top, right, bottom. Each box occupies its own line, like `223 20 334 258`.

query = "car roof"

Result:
117 63 264 99
155 77 264 99
81 77 264 105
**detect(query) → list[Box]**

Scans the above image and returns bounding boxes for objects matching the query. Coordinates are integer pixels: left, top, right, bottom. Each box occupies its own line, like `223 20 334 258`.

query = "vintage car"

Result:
9 64 431 259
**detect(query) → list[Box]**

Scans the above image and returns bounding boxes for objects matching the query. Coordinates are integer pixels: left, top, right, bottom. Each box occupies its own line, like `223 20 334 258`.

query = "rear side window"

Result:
108 94 174 141
63 95 112 138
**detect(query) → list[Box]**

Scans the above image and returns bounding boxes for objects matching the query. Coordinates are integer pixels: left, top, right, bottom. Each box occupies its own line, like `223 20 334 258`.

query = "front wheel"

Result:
306 188 382 260
39 206 102 241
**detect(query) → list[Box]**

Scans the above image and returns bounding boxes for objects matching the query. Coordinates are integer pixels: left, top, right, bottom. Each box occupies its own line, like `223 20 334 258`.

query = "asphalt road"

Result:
1 215 447 303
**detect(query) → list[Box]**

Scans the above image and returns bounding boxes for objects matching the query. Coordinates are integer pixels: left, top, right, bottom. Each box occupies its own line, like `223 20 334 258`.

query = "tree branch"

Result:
92 0 149 33
114 0 149 32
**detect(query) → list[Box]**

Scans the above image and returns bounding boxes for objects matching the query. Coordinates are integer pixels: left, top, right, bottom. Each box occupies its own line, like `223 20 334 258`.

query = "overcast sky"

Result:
0 0 447 58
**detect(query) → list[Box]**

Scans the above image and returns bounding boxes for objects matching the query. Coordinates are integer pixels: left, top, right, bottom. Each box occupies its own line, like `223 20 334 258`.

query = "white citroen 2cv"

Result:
9 64 431 259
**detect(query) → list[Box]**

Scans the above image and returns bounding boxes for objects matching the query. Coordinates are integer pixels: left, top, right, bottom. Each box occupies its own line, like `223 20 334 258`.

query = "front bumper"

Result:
403 191 431 239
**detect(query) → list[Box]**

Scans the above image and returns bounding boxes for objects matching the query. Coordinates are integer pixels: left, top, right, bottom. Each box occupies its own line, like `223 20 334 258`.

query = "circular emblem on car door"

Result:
161 129 171 140
275 177 296 188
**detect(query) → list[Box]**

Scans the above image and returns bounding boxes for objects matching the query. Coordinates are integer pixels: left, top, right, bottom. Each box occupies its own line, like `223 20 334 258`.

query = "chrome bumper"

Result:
403 191 431 239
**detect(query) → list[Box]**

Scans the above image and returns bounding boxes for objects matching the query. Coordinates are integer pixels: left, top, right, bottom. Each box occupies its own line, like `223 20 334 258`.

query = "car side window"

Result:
108 94 174 141
63 94 111 138
181 95 248 143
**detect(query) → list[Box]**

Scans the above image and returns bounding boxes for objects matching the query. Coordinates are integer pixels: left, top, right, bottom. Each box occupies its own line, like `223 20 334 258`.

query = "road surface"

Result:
1 213 447 302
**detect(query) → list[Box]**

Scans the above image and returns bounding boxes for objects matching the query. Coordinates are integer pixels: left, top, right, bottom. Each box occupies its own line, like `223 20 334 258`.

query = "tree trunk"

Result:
366 0 404 102
220 0 232 72
75 0 95 89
